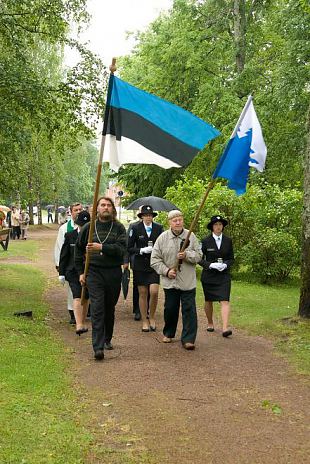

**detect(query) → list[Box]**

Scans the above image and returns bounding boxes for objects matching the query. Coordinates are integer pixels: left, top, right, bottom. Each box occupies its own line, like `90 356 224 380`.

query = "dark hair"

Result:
70 202 82 212
96 196 117 220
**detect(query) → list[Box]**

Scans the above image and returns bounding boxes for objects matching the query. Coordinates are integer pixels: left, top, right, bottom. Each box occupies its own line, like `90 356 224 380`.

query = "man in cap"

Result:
151 210 202 350
54 202 83 323
128 205 163 332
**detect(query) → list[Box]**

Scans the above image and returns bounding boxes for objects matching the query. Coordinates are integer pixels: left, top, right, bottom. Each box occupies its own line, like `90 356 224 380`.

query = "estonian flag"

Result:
213 96 267 195
102 75 220 172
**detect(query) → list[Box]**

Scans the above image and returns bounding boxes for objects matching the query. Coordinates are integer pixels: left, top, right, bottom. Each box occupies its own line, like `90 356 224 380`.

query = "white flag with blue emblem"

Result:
213 96 267 195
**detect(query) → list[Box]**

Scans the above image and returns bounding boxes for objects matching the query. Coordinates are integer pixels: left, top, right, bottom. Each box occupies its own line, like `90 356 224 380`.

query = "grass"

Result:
0 264 94 463
0 236 38 261
196 276 310 375
0 262 157 464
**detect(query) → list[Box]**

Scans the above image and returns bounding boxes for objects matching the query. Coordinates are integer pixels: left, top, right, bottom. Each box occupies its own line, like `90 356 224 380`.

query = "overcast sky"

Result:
66 0 173 66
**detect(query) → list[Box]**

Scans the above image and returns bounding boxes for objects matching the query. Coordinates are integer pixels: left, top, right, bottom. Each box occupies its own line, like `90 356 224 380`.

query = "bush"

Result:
242 228 300 283
164 175 302 282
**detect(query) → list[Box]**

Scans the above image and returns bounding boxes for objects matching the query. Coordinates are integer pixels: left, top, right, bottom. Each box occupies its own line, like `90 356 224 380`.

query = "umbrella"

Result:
0 205 10 212
121 268 130 299
57 206 66 213
46 204 54 210
126 196 178 212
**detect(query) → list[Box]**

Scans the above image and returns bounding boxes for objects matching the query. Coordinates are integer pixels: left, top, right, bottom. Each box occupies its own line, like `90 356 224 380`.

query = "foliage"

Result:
117 0 309 196
0 0 108 210
164 175 302 281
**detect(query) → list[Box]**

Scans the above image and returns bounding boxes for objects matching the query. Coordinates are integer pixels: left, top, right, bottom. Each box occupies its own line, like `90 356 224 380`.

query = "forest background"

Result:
0 0 309 313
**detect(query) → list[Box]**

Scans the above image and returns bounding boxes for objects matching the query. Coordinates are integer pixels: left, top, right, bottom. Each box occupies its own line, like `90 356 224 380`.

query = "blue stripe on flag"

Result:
110 76 220 150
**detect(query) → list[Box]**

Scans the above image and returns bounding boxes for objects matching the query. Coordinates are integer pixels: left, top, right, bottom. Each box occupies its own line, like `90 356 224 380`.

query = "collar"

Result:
212 233 222 240
169 228 185 238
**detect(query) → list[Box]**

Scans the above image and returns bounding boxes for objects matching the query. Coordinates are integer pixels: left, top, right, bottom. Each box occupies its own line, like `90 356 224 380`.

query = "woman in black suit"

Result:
128 205 163 332
199 215 234 337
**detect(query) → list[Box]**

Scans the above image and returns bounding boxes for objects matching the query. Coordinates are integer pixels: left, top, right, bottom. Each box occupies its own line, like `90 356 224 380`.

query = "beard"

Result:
99 211 113 221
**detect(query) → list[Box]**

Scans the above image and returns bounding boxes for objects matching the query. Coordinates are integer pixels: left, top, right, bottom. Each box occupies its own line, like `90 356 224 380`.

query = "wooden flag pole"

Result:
174 178 217 270
81 58 117 303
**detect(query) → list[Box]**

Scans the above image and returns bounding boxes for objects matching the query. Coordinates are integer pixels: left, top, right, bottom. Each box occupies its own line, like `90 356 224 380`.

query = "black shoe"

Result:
94 350 104 360
134 312 141 321
104 341 113 350
76 327 88 336
222 330 232 338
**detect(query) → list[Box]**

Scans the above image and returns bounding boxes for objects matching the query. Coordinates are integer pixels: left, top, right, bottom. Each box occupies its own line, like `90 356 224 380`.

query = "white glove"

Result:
58 275 65 285
217 263 227 272
140 246 153 254
209 262 221 270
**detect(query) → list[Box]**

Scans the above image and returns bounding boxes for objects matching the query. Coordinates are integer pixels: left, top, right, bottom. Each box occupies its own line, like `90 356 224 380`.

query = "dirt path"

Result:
10 227 310 463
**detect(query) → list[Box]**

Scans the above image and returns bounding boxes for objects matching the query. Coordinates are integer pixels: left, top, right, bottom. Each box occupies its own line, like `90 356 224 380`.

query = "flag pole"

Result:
174 178 217 270
81 58 117 303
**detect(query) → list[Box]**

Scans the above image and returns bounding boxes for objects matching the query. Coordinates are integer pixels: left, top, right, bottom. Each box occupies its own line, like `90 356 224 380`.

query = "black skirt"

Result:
66 269 89 299
201 278 231 302
133 270 160 286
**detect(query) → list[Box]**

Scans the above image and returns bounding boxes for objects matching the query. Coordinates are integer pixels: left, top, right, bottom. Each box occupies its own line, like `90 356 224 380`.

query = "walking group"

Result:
1 206 30 240
55 196 234 361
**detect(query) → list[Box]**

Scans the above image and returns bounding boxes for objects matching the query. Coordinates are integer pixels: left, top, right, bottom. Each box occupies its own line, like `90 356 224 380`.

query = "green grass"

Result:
0 237 38 261
196 278 310 375
0 264 93 463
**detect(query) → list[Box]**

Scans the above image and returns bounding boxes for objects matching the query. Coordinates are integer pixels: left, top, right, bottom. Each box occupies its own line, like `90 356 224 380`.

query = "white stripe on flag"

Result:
103 135 182 172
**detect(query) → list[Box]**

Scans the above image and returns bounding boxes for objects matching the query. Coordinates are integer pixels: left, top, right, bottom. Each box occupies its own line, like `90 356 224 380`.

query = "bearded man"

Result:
75 196 126 360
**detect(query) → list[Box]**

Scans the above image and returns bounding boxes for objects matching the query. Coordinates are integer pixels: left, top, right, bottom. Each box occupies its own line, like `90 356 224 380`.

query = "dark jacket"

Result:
200 234 234 284
75 220 126 275
59 229 78 276
128 221 164 272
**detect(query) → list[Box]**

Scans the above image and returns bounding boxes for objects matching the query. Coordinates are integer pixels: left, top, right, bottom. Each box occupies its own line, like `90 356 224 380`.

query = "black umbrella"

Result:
126 196 178 212
46 204 54 210
122 268 130 299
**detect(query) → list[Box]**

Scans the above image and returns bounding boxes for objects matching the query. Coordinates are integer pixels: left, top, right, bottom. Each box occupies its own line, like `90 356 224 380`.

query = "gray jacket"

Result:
151 228 202 290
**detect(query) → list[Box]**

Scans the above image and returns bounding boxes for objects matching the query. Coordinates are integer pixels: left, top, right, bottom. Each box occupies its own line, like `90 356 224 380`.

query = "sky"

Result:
66 0 173 67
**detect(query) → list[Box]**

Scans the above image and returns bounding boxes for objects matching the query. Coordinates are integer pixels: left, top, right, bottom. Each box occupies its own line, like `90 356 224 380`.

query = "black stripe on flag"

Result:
104 106 198 166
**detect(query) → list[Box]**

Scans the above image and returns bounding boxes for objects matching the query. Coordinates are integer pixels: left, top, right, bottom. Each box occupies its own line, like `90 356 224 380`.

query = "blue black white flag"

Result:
102 75 220 171
213 96 267 195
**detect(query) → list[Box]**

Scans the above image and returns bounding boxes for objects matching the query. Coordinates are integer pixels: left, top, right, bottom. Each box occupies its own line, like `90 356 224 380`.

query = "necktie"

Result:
146 226 152 236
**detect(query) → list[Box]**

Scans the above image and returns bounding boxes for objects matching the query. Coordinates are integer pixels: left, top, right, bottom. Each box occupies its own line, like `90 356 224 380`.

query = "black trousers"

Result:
163 288 197 343
87 266 122 351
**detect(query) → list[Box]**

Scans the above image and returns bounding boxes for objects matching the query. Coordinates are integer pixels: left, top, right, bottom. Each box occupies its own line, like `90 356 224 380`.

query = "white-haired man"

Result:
151 210 202 350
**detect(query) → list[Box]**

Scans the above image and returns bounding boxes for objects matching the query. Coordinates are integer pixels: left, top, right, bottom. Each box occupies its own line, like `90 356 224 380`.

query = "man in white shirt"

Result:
54 202 83 323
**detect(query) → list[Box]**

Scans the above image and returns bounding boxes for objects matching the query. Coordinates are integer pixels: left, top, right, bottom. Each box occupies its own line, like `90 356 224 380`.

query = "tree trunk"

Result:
299 105 310 318
37 199 42 225
233 0 246 73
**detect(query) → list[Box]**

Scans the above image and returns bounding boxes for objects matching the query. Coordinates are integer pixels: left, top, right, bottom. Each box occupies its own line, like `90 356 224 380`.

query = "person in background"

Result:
47 206 53 223
0 209 5 229
19 209 30 240
128 205 163 332
54 202 83 324
123 206 143 321
151 210 202 350
199 215 234 338
75 196 126 360
59 210 90 335
11 206 21 240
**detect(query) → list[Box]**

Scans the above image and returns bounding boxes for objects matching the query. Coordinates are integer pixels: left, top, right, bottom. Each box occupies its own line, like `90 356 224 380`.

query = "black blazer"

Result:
200 234 234 284
59 229 79 276
128 221 164 272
